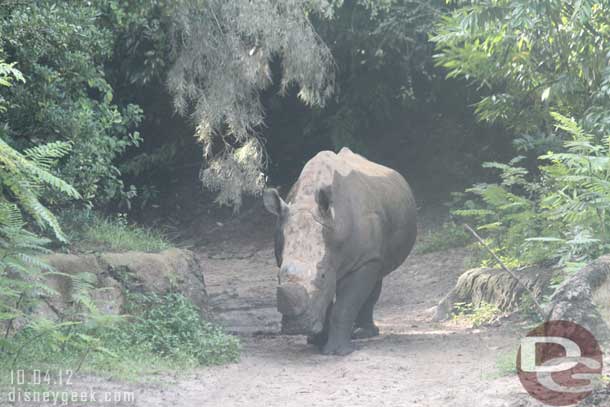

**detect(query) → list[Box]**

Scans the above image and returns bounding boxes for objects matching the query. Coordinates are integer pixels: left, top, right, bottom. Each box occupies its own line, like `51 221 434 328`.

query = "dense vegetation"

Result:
435 1 610 276
1 0 610 374
0 0 237 373
0 292 239 378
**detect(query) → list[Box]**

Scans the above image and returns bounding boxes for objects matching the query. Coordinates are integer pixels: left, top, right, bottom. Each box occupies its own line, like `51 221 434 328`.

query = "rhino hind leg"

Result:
352 280 382 340
322 262 381 356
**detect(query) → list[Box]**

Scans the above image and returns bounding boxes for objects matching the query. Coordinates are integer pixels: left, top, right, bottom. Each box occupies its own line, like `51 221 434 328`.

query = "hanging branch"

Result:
463 223 546 320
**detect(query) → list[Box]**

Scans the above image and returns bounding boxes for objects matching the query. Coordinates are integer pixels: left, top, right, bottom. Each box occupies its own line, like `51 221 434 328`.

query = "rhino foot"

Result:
321 341 354 356
352 324 379 340
307 332 328 349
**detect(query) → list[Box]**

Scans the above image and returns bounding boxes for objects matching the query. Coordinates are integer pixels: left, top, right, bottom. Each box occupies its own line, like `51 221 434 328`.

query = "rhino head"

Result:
263 178 351 335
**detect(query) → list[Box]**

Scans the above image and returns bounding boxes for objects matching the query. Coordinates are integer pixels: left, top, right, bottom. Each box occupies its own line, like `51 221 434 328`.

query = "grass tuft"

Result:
61 210 171 253
451 301 501 327
82 215 171 253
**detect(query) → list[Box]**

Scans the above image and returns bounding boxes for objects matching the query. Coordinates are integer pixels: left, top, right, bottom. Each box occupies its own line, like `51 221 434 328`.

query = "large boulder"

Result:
544 255 610 343
39 248 208 320
98 249 208 315
43 253 122 318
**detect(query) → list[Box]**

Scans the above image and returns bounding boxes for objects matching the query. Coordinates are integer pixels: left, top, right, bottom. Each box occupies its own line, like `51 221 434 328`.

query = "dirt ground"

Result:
128 211 543 407
39 209 552 407
170 257 532 407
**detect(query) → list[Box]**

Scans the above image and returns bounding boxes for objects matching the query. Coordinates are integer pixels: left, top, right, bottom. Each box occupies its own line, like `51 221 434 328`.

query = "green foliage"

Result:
0 1 143 206
168 0 336 208
416 221 471 254
90 220 168 252
437 1 610 278
310 0 442 153
115 292 240 366
453 157 552 266
82 214 170 253
265 0 495 201
0 293 239 379
1 272 124 372
0 59 23 111
98 0 172 88
433 1 610 145
0 61 83 347
61 210 171 253
454 113 610 270
0 138 80 242
0 137 79 336
451 301 501 327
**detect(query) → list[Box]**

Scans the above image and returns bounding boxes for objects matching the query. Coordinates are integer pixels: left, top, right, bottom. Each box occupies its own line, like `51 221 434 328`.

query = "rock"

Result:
42 253 120 319
91 276 124 315
434 255 610 346
34 248 208 321
433 266 553 321
545 256 610 342
98 248 208 317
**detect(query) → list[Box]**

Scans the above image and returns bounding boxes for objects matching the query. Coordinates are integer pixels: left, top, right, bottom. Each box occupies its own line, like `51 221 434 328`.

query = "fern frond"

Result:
23 141 72 170
550 112 593 142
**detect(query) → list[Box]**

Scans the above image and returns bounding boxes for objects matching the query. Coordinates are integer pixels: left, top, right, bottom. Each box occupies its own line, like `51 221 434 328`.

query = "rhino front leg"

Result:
307 301 333 349
322 262 381 356
352 279 382 339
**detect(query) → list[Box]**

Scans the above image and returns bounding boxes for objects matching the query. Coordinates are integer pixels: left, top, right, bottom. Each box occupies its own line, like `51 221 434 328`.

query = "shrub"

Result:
0 293 240 379
0 60 83 342
433 1 610 144
115 292 240 366
454 113 610 272
0 1 143 206
435 1 610 282
451 301 501 328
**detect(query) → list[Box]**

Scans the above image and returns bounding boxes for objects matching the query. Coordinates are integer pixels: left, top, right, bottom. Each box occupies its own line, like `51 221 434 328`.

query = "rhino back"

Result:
287 148 417 275
336 148 417 274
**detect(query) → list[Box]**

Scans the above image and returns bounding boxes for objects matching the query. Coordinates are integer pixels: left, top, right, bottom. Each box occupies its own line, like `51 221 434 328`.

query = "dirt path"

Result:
130 238 539 407
39 209 544 407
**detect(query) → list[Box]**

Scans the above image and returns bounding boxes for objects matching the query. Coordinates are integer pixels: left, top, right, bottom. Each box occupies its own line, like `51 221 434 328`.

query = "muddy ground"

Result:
16 208 562 406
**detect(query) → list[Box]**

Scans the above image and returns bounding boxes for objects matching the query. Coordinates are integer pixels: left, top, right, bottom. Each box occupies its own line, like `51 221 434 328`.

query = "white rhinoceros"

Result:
264 147 417 355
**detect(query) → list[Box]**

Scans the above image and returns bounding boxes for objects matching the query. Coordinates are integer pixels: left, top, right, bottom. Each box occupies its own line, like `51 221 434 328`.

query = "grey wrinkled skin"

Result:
264 147 417 355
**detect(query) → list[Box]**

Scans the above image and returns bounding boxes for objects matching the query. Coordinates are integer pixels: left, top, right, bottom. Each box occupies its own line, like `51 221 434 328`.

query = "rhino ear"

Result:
263 188 286 217
315 185 332 217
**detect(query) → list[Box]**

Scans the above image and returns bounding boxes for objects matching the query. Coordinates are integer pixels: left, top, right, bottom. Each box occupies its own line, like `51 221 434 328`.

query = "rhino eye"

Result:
315 185 332 216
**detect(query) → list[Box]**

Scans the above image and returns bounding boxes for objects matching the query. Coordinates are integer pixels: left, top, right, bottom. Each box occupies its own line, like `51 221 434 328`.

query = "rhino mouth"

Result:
276 282 332 335
277 284 323 335
281 313 324 335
